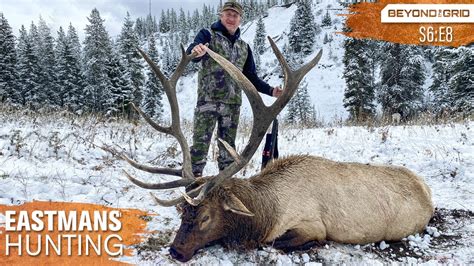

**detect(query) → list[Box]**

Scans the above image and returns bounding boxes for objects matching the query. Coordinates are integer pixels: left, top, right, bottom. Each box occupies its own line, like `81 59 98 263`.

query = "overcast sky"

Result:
1 0 221 40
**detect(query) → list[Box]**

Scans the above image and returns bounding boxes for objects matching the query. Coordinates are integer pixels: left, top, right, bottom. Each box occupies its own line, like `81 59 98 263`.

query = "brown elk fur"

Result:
171 155 434 260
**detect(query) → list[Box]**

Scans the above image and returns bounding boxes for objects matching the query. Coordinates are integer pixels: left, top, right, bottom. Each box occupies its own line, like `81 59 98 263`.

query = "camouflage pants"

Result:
190 102 240 175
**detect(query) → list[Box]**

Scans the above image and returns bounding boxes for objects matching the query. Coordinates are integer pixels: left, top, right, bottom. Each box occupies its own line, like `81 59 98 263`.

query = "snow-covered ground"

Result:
0 110 472 264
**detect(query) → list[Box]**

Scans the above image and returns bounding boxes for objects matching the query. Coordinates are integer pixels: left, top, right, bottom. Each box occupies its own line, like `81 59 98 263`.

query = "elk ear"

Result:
222 192 254 217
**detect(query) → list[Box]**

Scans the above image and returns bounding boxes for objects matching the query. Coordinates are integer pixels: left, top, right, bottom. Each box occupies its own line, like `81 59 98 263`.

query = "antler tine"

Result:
268 37 323 116
131 103 172 135
295 49 323 88
100 144 182 176
186 40 323 205
149 182 204 207
170 44 196 87
124 170 193 189
136 46 195 181
137 48 169 89
267 36 291 81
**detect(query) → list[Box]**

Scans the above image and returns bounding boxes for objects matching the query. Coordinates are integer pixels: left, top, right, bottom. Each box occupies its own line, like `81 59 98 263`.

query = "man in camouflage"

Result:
187 1 282 177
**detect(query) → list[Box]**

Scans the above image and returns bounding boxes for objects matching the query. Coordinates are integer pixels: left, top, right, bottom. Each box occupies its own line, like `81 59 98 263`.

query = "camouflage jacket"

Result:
187 21 273 105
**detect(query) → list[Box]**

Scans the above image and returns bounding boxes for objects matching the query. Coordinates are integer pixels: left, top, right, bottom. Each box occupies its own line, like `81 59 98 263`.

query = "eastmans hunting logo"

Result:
0 201 150 265
3 210 123 256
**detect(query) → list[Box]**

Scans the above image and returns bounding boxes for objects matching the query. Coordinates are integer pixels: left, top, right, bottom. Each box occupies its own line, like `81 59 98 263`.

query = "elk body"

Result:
169 155 433 261
102 37 434 262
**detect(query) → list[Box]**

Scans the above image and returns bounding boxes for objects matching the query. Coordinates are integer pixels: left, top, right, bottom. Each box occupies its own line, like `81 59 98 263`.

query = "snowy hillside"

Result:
170 2 349 124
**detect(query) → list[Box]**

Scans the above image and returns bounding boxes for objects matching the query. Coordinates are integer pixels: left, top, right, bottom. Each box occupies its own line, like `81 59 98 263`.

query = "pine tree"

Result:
378 43 425 118
118 12 144 115
448 46 473 113
145 14 158 37
135 17 145 38
191 10 200 32
343 38 375 122
67 23 82 63
253 16 266 55
37 17 58 107
83 8 113 112
66 23 85 111
169 9 178 32
286 78 315 126
253 15 267 75
159 10 170 33
0 13 17 103
16 24 40 107
106 42 133 117
142 35 164 120
321 10 332 27
288 0 317 55
178 8 189 43
429 47 456 112
55 26 83 111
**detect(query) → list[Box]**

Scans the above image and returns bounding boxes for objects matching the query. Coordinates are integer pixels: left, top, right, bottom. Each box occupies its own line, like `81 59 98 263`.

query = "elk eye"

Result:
201 215 210 223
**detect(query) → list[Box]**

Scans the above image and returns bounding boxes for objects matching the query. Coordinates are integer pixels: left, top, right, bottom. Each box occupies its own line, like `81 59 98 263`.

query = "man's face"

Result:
220 10 241 35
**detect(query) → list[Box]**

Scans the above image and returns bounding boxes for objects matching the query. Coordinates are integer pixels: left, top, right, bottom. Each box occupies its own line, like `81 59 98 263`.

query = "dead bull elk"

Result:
103 37 434 262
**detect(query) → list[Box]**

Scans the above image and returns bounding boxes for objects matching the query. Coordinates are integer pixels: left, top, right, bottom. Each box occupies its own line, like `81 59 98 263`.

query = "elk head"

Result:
101 37 322 262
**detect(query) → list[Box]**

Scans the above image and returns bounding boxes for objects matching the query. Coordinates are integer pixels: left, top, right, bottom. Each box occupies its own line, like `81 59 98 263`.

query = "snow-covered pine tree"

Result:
106 42 133 117
146 14 158 36
83 8 113 113
118 12 144 115
429 47 456 113
36 17 58 108
28 21 49 108
16 24 40 107
288 0 317 55
191 10 200 32
447 46 473 114
286 78 315 126
65 23 85 111
55 27 70 107
67 23 82 64
159 10 170 33
343 38 375 122
400 45 425 115
201 4 215 29
142 35 164 120
135 18 145 39
253 15 266 75
169 9 178 32
253 16 266 55
321 10 332 27
178 8 189 44
378 43 425 119
0 13 17 103
55 26 83 111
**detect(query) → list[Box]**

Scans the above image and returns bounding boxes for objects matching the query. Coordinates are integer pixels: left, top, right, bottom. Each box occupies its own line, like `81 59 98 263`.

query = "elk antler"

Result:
102 45 197 193
107 37 322 207
183 37 323 205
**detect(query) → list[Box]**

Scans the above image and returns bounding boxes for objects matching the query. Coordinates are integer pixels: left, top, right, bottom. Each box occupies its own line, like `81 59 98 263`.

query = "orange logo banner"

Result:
342 0 474 47
0 201 152 265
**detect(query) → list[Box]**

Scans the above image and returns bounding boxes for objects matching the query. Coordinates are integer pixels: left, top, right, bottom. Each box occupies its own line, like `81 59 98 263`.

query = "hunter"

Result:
186 1 282 177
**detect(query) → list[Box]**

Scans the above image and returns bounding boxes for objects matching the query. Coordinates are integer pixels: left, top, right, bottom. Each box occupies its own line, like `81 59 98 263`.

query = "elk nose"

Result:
169 247 186 261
